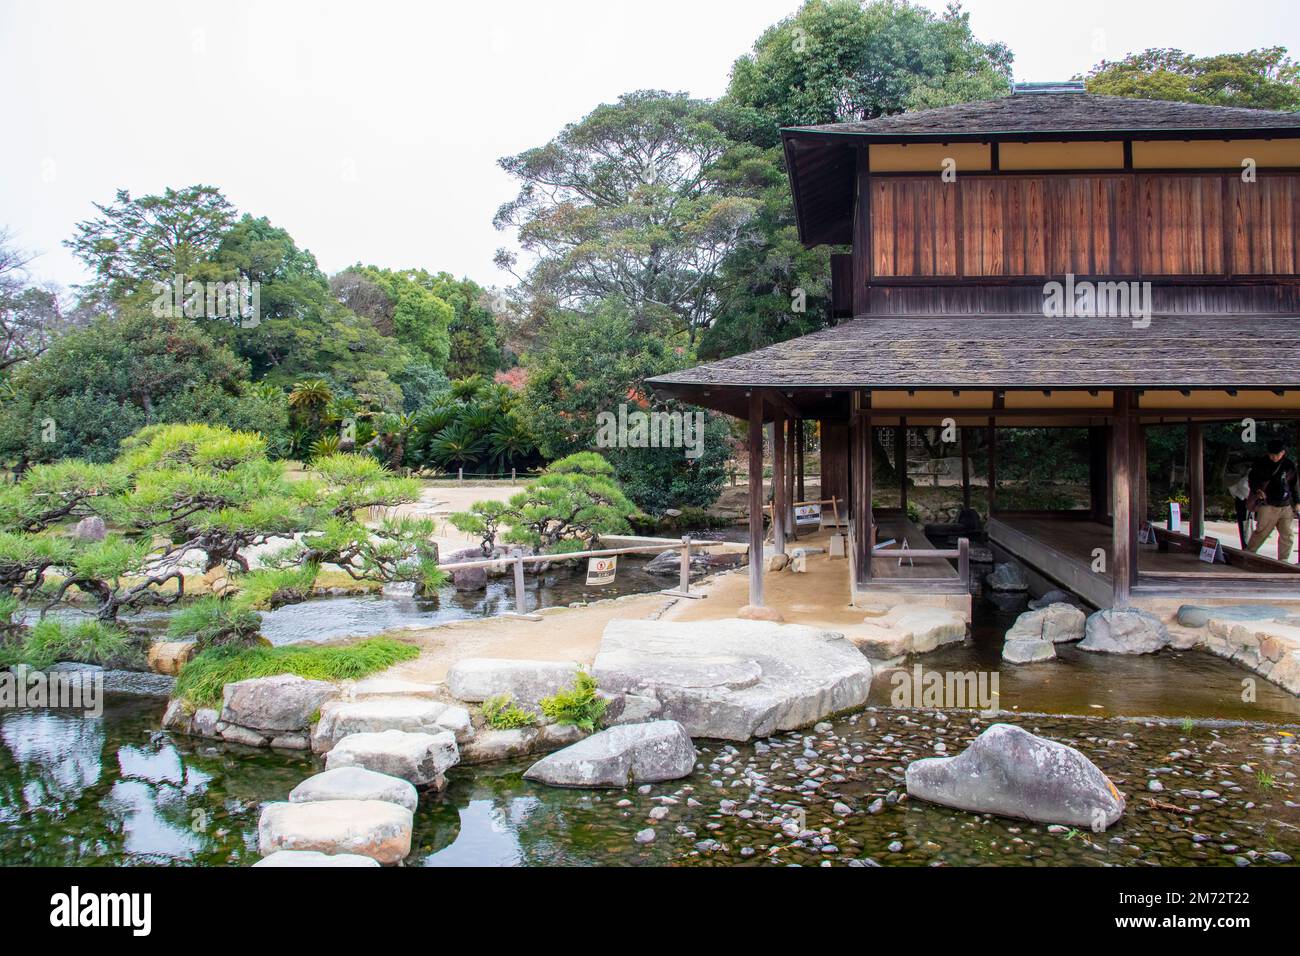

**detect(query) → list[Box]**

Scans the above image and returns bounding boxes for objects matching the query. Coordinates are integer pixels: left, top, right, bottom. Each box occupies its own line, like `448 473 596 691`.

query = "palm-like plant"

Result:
428 420 486 471
450 374 486 401
288 379 334 424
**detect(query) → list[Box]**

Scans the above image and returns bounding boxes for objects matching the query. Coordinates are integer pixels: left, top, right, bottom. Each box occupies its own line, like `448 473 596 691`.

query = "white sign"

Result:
1199 536 1224 564
586 556 617 586
795 504 821 527
1168 502 1182 533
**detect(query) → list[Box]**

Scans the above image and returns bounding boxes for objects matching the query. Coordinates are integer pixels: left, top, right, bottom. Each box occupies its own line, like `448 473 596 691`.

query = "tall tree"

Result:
0 228 65 374
1085 47 1300 110
495 90 760 344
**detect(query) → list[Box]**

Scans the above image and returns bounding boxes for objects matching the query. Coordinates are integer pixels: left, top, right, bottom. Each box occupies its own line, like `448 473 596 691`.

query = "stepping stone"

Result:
1002 639 1056 664
524 721 696 788
258 799 413 864
290 766 419 812
324 729 460 788
254 850 380 867
445 658 579 709
312 698 472 753
348 678 444 701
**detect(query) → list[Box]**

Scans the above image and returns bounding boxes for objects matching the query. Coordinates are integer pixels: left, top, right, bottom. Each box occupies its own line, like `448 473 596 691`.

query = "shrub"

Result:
231 564 319 610
173 636 420 706
167 597 263 650
18 618 144 670
480 693 537 730
538 669 606 733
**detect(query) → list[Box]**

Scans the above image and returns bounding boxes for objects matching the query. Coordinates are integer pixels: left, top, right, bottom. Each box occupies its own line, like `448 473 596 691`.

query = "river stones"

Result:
1078 608 1170 655
905 723 1125 829
523 720 696 788
290 766 419 812
1002 638 1056 664
592 618 872 741
258 799 413 864
312 698 473 752
324 729 460 788
254 850 380 868
445 658 580 710
220 675 338 733
985 562 1028 592
1007 603 1085 643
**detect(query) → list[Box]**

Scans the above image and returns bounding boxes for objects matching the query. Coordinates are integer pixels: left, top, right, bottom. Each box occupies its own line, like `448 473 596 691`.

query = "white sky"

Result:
2 0 1297 293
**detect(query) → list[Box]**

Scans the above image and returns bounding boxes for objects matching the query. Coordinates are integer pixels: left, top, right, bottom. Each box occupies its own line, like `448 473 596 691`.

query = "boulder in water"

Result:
1078 608 1169 655
523 720 696 788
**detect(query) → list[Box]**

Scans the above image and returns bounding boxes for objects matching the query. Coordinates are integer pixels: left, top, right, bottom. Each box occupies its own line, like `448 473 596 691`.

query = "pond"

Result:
1 697 1295 867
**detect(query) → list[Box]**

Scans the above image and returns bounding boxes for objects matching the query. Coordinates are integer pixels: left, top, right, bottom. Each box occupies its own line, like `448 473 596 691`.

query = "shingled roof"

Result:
786 93 1300 138
648 314 1300 415
783 93 1300 246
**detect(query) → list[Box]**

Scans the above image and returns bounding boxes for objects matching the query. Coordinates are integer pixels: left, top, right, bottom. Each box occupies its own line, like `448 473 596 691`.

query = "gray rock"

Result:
219 724 267 747
905 723 1125 828
311 698 473 752
1002 639 1056 663
257 799 413 864
253 850 380 867
1006 603 1086 643
444 548 488 591
523 720 696 788
290 766 419 812
459 723 587 765
220 674 338 733
985 562 1028 592
324 729 459 788
1028 589 1081 610
71 516 107 542
1176 604 1291 628
1079 608 1170 655
592 618 872 741
445 658 580 710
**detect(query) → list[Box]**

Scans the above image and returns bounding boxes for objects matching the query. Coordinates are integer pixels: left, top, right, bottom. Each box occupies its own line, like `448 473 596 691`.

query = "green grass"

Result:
167 596 262 649
480 693 537 730
1257 770 1276 790
173 636 420 706
538 669 607 733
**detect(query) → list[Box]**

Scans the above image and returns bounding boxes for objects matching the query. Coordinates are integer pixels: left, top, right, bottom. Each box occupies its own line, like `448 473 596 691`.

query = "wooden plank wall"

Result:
868 172 1300 280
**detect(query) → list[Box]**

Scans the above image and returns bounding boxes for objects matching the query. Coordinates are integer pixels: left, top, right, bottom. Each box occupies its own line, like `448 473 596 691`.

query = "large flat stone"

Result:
851 607 967 659
257 799 413 864
254 850 380 867
906 723 1125 829
1006 603 1085 643
324 729 459 788
312 698 473 752
289 766 419 812
221 675 338 733
347 678 444 701
445 658 580 709
1177 604 1292 629
592 618 872 741
523 720 696 788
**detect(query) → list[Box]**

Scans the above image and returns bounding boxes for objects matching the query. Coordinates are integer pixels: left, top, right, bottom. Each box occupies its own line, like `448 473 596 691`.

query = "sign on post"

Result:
586 556 618 586
795 504 821 528
1168 502 1182 533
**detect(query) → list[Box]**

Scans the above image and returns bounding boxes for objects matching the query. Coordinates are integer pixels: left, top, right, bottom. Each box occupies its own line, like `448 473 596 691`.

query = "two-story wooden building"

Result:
649 87 1300 617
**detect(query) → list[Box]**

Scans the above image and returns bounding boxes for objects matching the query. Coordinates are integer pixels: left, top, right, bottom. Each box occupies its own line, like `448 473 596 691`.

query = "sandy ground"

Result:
377 526 876 683
396 482 527 556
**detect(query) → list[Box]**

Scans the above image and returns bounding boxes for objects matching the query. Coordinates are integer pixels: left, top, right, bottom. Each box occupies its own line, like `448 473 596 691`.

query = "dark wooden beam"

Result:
896 417 908 514
785 414 798 541
748 391 765 608
852 145 871 317
1189 422 1205 541
795 419 806 502
1137 423 1149 527
772 411 787 555
852 392 873 586
960 427 972 510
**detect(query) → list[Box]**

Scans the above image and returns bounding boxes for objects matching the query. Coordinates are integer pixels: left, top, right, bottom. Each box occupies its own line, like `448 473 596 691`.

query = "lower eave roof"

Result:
648 315 1300 396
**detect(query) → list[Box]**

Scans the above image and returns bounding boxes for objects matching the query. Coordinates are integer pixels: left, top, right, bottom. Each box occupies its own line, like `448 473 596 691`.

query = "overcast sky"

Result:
2 0 1296 294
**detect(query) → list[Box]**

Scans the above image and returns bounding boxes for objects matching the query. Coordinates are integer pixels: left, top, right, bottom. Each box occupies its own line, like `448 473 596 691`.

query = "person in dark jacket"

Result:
1245 439 1299 561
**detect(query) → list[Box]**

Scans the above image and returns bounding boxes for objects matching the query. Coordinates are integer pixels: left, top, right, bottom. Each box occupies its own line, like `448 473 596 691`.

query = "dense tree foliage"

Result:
1085 47 1300 110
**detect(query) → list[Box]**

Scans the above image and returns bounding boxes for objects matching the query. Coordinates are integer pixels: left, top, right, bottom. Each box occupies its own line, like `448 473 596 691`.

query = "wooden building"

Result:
648 88 1300 616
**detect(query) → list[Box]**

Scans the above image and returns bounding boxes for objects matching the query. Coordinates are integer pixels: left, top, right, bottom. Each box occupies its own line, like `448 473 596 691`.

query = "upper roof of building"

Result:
783 92 1300 246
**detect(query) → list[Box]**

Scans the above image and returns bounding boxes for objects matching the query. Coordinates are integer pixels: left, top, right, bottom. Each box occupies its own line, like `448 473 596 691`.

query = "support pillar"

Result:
1137 422 1149 527
852 392 873 587
1188 422 1205 541
1088 425 1109 523
960 427 971 510
1112 391 1139 607
785 414 798 540
772 411 787 555
897 418 908 515
747 392 765 607
795 419 806 503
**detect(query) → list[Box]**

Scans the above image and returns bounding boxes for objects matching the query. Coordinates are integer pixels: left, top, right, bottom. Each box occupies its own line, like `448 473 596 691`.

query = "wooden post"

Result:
679 535 691 597
897 417 908 514
852 392 873 586
1088 425 1109 523
512 548 526 615
1137 422 1149 527
1112 391 1138 607
747 392 765 608
958 536 970 585
986 417 998 515
1188 422 1205 541
772 411 787 555
795 419 806 503
785 414 798 540
960 426 971 510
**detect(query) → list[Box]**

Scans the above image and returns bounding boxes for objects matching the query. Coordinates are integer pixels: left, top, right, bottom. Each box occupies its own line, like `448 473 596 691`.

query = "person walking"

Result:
1245 439 1299 561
